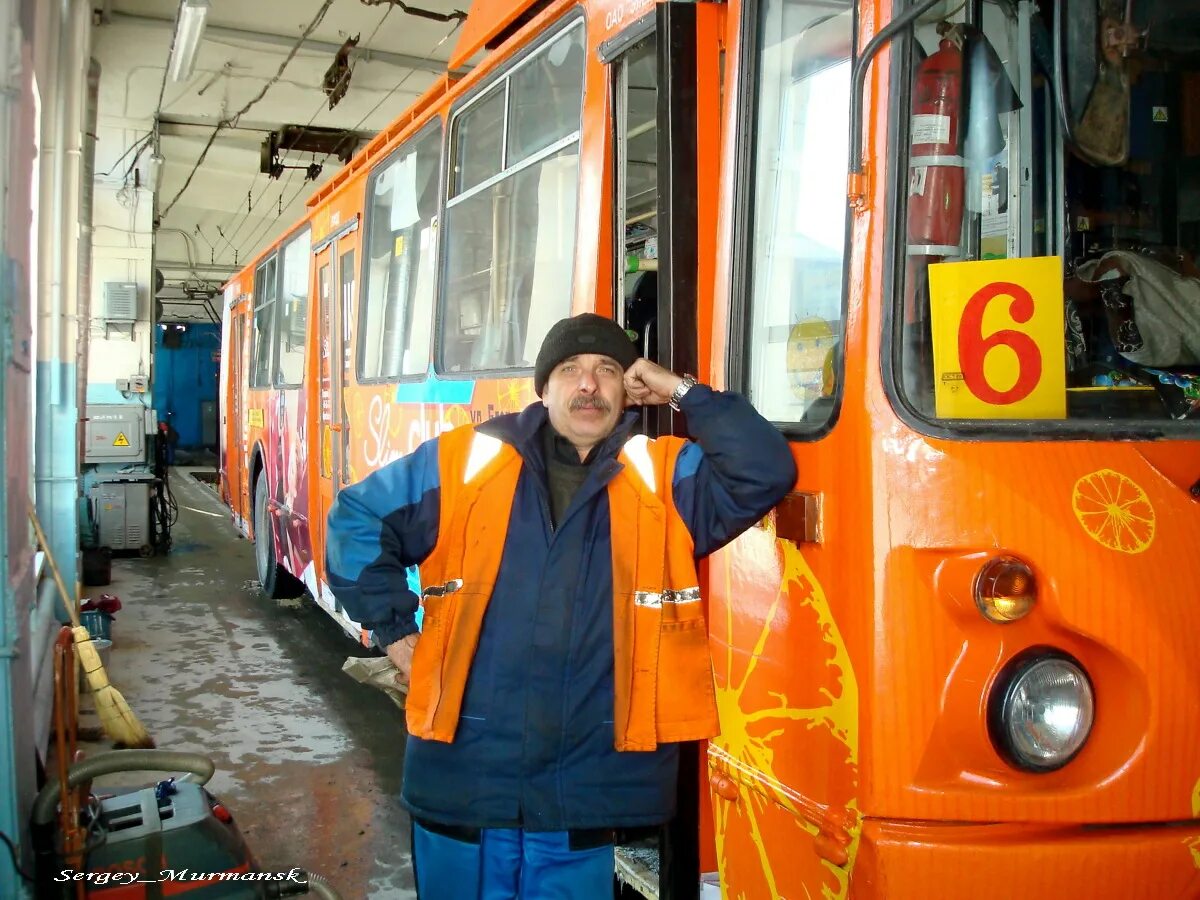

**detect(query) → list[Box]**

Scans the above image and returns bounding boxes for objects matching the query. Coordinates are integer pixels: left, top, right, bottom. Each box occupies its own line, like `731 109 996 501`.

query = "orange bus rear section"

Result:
219 0 1200 897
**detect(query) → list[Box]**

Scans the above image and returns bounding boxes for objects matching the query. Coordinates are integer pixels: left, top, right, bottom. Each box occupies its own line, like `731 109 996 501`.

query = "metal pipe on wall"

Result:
36 0 64 413
78 59 100 465
34 0 92 613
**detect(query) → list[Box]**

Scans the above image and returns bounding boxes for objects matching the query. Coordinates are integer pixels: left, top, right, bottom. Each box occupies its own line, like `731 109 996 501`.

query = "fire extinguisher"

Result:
903 27 966 395
907 30 965 256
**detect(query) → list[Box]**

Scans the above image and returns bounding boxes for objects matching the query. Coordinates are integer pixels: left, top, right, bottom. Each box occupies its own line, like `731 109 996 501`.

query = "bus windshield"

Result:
895 0 1200 432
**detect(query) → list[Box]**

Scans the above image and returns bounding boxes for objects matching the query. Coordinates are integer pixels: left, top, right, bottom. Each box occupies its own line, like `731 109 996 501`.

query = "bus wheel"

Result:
253 476 304 600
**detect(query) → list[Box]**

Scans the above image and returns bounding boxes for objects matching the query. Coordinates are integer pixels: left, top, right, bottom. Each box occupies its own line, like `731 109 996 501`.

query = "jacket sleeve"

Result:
670 385 797 558
325 438 441 647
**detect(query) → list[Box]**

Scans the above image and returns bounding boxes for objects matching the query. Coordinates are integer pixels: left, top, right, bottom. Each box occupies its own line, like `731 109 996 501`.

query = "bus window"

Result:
507 26 587 166
359 125 441 381
741 3 853 428
276 227 312 387
251 255 277 388
896 1 1200 429
454 85 505 196
615 34 658 362
441 18 585 375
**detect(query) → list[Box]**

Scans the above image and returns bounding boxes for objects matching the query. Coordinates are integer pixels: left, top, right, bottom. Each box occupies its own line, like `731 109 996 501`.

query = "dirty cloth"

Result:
342 655 407 712
1076 250 1200 367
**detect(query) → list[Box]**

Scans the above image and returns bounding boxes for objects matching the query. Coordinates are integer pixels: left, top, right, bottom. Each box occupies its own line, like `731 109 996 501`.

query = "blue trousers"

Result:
412 821 615 900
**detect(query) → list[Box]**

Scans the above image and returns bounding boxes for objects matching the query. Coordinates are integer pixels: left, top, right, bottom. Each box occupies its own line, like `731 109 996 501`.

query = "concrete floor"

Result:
80 468 415 898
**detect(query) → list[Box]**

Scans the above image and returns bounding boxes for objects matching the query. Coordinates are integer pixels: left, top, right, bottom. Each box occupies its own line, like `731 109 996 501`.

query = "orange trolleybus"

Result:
220 0 1200 897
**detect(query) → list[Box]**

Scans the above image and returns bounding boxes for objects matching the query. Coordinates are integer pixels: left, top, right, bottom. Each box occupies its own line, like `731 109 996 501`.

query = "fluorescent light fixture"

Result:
167 0 210 83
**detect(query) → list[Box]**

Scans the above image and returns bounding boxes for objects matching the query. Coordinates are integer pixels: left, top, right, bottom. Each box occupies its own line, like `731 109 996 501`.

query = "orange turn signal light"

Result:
974 556 1036 623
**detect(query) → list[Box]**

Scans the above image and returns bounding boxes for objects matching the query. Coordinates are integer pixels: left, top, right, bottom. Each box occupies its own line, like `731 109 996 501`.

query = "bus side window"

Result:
440 20 586 376
275 228 312 387
251 256 277 388
359 124 441 382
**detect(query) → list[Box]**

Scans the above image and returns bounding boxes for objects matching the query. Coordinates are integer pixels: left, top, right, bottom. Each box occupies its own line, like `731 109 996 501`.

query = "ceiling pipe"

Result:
156 258 238 273
156 227 198 269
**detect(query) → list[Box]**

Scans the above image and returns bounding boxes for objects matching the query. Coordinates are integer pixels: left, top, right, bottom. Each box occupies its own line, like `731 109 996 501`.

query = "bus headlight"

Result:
989 650 1094 772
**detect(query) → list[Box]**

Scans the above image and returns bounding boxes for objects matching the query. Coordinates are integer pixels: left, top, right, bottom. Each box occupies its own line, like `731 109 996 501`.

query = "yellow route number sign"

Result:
247 408 265 428
929 256 1066 419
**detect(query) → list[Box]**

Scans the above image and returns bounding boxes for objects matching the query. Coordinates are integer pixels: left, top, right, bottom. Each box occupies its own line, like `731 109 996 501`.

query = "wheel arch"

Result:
249 441 269 543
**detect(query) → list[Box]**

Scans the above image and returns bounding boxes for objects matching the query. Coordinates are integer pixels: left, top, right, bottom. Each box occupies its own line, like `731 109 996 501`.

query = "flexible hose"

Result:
32 750 215 825
34 751 341 900
303 872 342 900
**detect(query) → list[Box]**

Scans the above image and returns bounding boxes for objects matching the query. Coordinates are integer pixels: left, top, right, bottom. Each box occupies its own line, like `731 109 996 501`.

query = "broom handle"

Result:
29 508 81 629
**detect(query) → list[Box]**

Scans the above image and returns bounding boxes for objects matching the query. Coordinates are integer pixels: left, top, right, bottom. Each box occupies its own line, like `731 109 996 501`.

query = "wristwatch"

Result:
669 374 698 412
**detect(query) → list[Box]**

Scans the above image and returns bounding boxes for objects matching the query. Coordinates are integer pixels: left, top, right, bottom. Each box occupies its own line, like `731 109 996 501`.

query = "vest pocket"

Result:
406 593 453 737
656 616 716 722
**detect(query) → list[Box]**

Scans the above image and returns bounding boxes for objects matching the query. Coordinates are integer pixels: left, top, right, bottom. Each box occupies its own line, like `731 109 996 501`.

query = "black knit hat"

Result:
534 313 639 396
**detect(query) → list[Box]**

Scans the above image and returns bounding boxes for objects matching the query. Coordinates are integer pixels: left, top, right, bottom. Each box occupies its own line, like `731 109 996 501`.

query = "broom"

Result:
29 508 154 749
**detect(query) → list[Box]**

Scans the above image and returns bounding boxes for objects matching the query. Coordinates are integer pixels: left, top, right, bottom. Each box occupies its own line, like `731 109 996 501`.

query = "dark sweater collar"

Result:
543 423 597 467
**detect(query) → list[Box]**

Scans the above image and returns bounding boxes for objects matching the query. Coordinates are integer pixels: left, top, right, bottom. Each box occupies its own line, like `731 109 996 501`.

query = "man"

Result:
326 313 795 899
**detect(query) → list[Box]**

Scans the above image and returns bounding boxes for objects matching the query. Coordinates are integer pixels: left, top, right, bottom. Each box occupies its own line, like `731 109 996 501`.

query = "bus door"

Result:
703 2 857 898
605 4 724 897
223 293 251 530
311 216 358 610
608 3 722 435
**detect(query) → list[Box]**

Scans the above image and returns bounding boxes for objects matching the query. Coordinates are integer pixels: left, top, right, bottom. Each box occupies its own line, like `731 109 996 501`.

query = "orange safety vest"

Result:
406 423 719 751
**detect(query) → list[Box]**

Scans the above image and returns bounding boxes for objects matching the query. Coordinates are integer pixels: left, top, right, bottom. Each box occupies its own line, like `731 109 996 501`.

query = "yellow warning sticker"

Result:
113 432 130 447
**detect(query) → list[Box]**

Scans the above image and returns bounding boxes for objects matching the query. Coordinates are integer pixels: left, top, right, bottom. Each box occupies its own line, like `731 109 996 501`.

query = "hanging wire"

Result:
99 131 154 177
232 169 298 264
351 16 462 133
225 15 463 267
159 0 337 219
214 4 396 262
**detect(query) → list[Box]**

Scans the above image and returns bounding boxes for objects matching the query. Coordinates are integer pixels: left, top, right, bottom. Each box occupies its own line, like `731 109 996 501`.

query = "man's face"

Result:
542 354 626 453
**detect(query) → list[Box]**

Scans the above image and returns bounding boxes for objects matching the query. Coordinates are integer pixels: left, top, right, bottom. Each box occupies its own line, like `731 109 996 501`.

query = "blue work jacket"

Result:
326 385 795 830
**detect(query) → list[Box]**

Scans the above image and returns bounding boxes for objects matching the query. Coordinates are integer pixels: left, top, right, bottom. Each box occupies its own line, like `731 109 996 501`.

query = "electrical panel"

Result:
85 404 146 463
115 376 149 394
91 478 152 551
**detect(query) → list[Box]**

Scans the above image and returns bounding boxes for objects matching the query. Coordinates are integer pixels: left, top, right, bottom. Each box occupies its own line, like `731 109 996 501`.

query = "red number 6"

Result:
957 281 1042 405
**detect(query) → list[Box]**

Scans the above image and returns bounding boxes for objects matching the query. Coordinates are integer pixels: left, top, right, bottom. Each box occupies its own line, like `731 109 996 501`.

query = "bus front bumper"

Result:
854 818 1200 899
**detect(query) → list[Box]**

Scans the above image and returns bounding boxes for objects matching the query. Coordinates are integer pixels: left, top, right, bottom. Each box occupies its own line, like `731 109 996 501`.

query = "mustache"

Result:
569 396 612 412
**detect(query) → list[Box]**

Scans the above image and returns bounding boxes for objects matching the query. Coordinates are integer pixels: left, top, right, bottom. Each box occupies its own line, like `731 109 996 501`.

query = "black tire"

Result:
253 475 305 599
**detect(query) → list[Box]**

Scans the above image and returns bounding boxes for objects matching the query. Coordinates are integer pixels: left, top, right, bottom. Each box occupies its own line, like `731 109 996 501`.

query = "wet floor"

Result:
80 468 415 898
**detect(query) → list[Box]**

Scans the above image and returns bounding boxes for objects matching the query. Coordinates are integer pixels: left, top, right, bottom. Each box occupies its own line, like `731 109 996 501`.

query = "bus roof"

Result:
449 0 549 70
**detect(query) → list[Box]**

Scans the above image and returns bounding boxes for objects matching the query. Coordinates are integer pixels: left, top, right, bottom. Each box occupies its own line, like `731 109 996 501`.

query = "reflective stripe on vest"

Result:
634 587 701 608
407 425 719 750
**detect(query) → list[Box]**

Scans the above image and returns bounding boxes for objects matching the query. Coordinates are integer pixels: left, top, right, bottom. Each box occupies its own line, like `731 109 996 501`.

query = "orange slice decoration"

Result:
1071 469 1155 554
